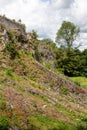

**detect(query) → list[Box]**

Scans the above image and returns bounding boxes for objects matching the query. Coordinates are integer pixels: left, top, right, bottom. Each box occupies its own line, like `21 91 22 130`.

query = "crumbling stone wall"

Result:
0 16 25 35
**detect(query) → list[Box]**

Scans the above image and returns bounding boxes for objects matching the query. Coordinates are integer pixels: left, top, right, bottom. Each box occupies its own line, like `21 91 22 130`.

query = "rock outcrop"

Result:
0 15 25 35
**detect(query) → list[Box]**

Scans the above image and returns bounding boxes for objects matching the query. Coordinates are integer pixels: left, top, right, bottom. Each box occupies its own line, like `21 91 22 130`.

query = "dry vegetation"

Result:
0 17 87 130
0 51 87 130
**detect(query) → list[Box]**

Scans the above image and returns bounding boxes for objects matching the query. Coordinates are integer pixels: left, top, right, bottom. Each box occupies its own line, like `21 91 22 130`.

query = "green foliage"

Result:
0 101 6 110
27 115 68 130
56 21 80 49
55 21 81 76
18 19 21 23
17 34 25 43
7 30 14 42
32 30 38 39
61 86 68 95
81 116 87 122
6 43 18 59
56 48 81 76
21 23 26 32
34 44 41 62
45 62 51 69
70 77 87 89
6 68 13 77
76 124 87 130
0 116 9 130
80 49 87 77
18 19 26 32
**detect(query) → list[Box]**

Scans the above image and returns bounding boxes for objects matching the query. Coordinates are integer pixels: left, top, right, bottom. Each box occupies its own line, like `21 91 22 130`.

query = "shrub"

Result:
0 101 6 110
6 43 18 59
81 117 87 122
76 125 87 130
7 30 14 41
61 86 68 95
6 68 13 77
0 116 9 130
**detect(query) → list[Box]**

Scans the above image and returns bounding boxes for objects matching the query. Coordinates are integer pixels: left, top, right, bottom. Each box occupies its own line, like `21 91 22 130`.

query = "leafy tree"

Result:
56 21 80 49
55 21 81 76
32 30 38 39
56 48 81 76
80 49 87 77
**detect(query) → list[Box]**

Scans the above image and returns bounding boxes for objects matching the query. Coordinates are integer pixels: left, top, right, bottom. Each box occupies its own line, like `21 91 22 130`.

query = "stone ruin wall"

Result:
0 16 25 35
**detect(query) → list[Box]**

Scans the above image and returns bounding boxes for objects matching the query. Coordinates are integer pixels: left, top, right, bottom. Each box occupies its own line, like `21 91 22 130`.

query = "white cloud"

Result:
50 0 74 9
0 0 87 49
0 0 15 8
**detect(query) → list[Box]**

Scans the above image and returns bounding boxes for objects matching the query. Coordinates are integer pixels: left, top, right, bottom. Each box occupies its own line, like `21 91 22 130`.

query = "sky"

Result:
0 0 87 50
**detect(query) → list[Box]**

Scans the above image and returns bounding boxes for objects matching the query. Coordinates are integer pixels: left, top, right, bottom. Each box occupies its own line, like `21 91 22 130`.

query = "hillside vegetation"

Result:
0 17 87 130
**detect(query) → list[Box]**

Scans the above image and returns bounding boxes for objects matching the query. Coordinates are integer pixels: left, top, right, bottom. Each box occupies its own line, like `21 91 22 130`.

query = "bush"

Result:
7 30 14 41
6 68 13 77
76 125 87 130
6 43 18 59
0 116 9 130
0 101 6 110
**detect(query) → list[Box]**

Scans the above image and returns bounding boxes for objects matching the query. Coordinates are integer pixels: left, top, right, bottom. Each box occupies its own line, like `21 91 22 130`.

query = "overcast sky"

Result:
0 0 87 50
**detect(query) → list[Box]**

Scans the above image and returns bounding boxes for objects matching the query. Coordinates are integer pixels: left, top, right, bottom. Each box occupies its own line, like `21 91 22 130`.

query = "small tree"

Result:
55 21 81 76
80 49 87 77
32 30 38 39
56 21 80 49
18 19 21 23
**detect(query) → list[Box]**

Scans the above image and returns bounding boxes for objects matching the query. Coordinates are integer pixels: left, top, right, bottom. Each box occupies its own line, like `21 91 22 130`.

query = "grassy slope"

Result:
70 77 87 89
0 51 87 130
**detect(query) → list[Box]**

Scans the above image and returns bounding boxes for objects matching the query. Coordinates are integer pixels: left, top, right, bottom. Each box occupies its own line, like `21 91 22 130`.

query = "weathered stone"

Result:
0 15 25 35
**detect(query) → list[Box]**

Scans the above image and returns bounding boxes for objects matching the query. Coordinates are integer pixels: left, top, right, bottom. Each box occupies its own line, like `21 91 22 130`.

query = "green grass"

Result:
27 114 68 130
70 77 87 89
0 50 87 129
27 114 87 130
55 104 78 121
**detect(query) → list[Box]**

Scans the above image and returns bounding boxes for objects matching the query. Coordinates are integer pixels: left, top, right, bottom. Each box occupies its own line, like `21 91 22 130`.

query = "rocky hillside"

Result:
0 17 87 130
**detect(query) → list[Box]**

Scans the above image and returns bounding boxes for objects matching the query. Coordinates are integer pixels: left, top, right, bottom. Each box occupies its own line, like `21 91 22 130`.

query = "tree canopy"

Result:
56 21 80 49
55 21 82 77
